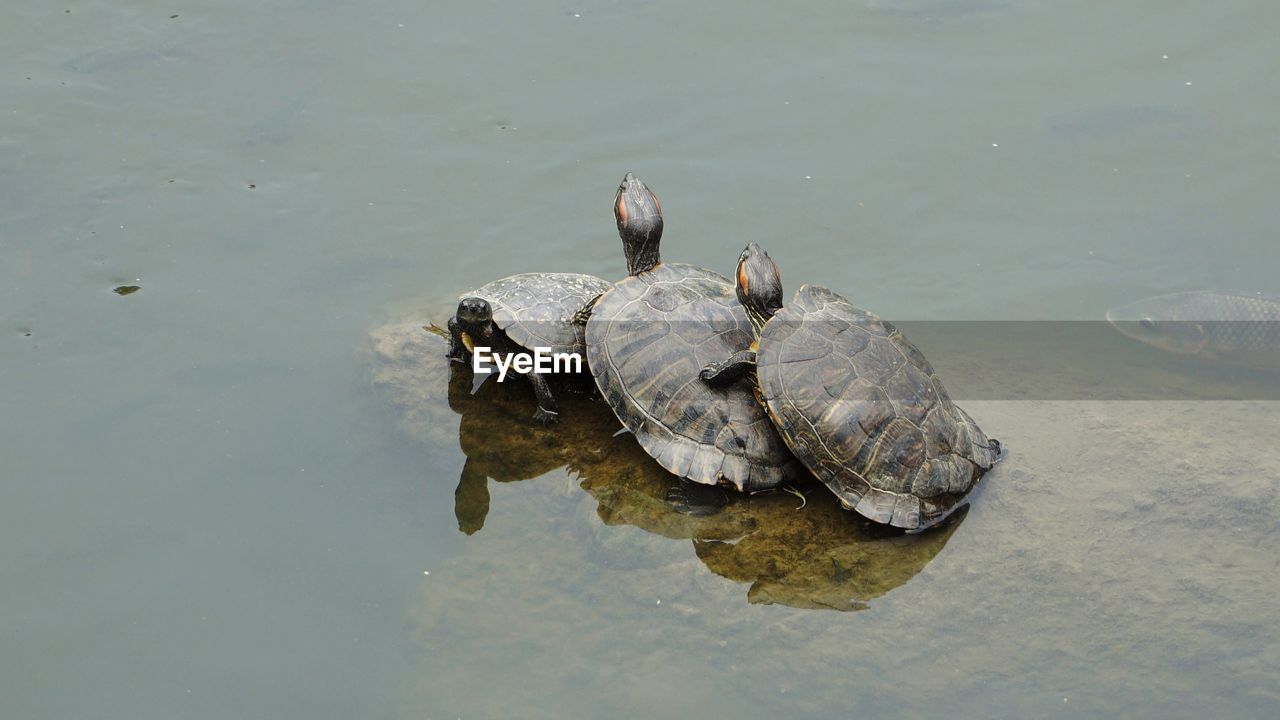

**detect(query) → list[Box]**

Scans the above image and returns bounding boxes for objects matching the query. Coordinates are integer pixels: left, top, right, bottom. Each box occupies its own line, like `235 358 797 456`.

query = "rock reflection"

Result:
369 320 964 610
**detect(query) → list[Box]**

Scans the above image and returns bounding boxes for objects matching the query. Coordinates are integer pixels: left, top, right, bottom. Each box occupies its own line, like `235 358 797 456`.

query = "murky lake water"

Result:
4 1 1279 718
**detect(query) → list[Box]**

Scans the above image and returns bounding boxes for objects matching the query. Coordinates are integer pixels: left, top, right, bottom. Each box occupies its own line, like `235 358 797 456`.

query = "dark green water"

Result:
4 2 1279 718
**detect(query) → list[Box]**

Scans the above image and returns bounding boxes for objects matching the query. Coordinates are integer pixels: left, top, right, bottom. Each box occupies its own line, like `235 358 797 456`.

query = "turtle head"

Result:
735 243 784 334
455 296 495 340
615 172 664 275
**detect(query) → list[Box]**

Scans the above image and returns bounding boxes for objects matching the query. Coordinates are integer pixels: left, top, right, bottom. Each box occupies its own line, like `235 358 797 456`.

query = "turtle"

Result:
579 173 800 492
448 271 612 425
699 243 1004 530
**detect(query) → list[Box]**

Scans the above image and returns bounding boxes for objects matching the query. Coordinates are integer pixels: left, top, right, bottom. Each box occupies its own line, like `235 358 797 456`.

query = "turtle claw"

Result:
987 437 1008 464
782 485 808 510
532 407 560 426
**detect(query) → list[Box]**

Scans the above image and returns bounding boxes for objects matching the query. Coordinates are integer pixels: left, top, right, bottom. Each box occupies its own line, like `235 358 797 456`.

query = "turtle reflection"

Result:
578 443 966 612
369 321 965 610
449 364 612 535
693 497 965 611
366 319 605 535
477 381 965 612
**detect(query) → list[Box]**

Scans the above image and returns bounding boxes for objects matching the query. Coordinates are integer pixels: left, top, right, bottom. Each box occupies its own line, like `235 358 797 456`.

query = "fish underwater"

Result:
1106 291 1280 369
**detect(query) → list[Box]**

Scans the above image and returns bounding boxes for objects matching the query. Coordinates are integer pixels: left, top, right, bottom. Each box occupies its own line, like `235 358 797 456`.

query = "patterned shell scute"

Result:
756 284 998 529
586 263 800 493
466 272 613 356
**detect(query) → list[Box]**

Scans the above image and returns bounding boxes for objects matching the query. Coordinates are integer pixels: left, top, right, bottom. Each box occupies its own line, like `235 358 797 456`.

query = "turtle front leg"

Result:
446 317 468 362
571 293 603 327
699 350 758 386
527 372 560 426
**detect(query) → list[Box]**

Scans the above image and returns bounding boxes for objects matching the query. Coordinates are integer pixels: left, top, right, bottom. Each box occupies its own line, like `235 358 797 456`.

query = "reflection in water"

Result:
369 320 964 610
448 348 604 535
368 321 601 533
576 428 965 611
693 504 964 612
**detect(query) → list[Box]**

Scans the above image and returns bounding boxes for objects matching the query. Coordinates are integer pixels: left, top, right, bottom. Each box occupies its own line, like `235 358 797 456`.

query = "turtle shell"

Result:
756 284 1000 530
586 263 800 492
465 272 613 356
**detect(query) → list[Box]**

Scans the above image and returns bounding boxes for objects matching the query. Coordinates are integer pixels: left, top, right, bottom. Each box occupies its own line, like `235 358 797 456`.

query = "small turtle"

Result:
700 243 1003 530
449 271 612 425
580 174 800 492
